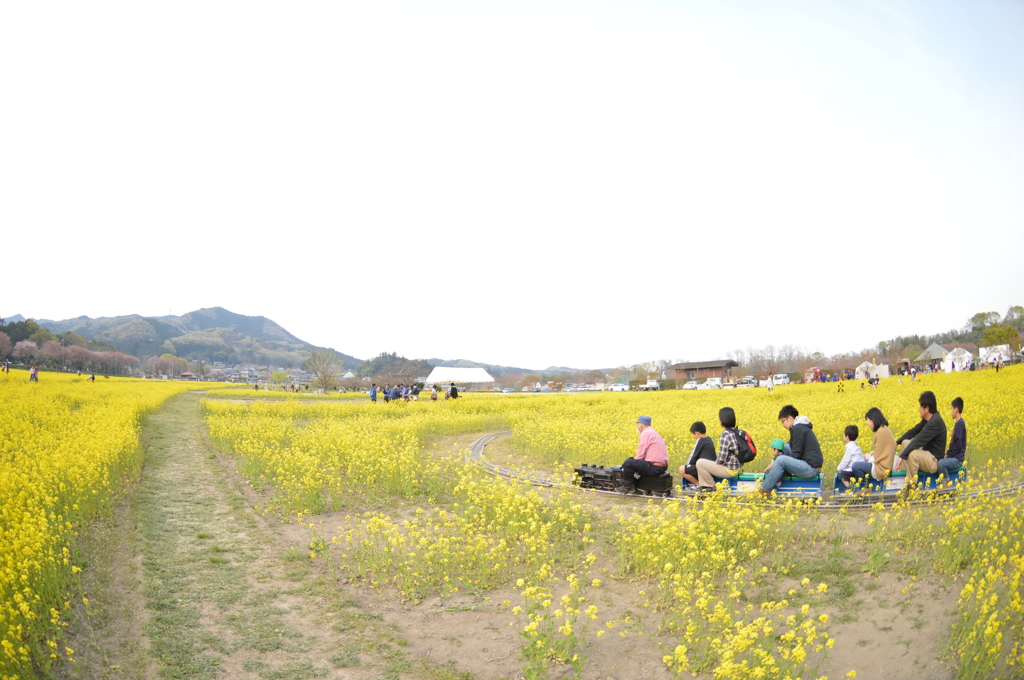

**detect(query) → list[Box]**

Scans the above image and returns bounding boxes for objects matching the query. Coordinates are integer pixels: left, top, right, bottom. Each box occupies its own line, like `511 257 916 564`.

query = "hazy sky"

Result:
3 0 1022 369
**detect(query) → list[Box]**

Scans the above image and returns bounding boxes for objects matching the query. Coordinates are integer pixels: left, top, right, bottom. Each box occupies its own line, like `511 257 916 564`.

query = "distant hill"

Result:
426 358 579 377
3 314 26 324
34 307 361 369
356 352 434 379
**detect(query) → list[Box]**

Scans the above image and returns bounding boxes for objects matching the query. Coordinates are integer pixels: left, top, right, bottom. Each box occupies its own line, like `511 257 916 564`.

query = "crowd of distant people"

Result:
369 382 461 404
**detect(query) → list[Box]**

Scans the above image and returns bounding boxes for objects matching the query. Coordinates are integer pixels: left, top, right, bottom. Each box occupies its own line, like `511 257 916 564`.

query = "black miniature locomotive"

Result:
573 464 673 497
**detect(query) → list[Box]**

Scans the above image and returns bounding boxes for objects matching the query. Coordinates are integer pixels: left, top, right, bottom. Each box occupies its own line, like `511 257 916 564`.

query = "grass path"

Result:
60 392 470 680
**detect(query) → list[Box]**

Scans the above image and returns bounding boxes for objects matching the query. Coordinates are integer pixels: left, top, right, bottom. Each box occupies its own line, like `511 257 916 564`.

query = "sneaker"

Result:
614 485 636 495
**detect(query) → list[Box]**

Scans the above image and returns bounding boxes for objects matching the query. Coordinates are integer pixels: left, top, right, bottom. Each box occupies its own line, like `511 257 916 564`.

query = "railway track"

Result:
464 431 1024 510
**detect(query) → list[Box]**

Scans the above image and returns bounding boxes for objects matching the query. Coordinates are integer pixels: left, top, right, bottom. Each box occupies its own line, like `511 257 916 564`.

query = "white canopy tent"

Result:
941 347 973 373
423 366 495 386
979 345 1012 365
855 361 890 380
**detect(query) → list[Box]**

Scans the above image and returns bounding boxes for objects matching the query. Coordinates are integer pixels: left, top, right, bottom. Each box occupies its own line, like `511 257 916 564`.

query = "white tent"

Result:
423 366 495 385
941 347 973 373
979 345 1012 364
855 361 890 380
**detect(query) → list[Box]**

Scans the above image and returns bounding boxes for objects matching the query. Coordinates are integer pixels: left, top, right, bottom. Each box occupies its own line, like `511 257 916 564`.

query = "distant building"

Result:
666 360 739 382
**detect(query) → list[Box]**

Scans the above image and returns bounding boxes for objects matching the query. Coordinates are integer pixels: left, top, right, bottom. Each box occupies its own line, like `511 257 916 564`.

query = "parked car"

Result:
698 378 723 389
608 383 629 392
682 381 699 390
502 388 512 393
736 376 758 388
771 374 791 386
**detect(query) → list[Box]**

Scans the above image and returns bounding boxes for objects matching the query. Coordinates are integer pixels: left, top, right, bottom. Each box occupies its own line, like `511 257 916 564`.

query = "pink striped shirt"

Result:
636 428 668 466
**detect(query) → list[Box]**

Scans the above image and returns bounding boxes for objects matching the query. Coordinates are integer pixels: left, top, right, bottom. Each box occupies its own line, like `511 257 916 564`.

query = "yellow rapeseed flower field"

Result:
10 367 1013 677
0 370 211 679
203 367 1024 678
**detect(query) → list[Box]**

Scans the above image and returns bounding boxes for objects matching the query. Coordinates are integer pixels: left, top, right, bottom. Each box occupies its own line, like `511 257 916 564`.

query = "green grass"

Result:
127 393 487 679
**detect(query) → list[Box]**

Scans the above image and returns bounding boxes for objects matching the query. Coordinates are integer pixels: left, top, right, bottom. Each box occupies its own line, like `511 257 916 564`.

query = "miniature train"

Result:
573 464 674 497
573 463 968 499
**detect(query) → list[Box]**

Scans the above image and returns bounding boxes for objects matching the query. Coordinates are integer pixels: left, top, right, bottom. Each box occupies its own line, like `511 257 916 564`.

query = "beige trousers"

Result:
901 444 938 480
696 459 740 487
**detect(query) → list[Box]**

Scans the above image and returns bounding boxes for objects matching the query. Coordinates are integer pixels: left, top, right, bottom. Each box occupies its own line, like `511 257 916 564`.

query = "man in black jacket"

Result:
678 421 716 487
897 390 947 482
761 405 824 494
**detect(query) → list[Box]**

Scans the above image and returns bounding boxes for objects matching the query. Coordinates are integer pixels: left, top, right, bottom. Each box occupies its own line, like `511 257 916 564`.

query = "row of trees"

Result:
142 354 190 378
355 352 433 379
0 334 140 374
718 307 1024 377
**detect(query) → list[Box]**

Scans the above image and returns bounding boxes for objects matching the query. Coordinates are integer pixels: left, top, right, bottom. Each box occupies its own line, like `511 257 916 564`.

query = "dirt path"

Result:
60 392 470 680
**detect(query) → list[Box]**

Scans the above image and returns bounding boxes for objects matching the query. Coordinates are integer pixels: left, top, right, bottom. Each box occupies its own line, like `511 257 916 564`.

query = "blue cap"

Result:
637 415 652 426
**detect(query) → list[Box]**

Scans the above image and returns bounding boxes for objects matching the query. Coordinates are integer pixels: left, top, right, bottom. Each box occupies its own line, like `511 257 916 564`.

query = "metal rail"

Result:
464 431 1024 510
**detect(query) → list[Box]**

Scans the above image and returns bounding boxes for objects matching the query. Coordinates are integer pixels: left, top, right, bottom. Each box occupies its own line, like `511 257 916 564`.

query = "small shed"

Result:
666 360 740 382
941 347 973 373
916 343 949 363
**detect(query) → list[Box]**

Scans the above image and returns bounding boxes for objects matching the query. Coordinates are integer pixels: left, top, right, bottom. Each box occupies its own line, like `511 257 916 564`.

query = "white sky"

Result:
3 0 1022 369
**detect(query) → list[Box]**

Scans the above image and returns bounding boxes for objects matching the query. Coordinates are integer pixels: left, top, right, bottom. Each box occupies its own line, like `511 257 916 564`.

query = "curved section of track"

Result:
464 431 1024 510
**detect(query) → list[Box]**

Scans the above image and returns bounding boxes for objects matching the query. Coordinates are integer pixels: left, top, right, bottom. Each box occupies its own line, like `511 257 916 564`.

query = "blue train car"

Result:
834 466 968 495
708 472 824 498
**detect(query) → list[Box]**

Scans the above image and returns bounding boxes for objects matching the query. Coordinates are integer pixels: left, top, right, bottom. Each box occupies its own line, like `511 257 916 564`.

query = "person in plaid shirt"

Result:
695 407 743 490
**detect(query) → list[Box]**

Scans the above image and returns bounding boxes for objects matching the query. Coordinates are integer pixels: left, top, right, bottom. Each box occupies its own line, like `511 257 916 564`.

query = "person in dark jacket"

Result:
896 390 947 481
760 405 823 493
449 382 459 399
938 397 966 475
678 421 716 487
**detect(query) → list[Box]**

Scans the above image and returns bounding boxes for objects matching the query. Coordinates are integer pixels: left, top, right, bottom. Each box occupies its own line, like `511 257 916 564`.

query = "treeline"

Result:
881 307 1023 359
0 318 141 374
1 336 140 374
724 306 1024 375
355 352 433 379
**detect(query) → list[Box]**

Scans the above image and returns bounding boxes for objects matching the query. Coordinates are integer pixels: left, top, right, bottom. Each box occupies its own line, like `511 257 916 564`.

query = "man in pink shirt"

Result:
617 415 669 494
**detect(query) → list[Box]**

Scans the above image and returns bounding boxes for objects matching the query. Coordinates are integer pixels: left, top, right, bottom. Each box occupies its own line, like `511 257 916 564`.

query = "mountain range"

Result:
8 307 582 375
426 358 582 377
27 307 361 369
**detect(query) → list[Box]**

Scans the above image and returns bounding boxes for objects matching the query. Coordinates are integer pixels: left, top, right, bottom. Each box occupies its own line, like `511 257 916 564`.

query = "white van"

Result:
771 374 791 386
698 377 723 389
